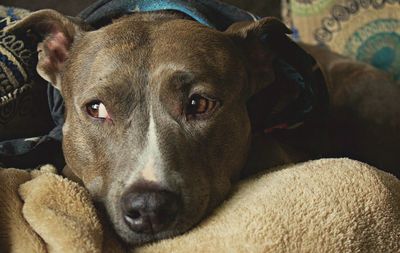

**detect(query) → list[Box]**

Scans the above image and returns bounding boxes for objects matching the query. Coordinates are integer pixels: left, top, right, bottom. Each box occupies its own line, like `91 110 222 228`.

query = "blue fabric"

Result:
79 0 258 29
0 8 64 169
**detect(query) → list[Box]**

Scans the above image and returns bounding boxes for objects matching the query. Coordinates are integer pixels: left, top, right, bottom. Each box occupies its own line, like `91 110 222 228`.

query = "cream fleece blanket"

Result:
1 158 399 253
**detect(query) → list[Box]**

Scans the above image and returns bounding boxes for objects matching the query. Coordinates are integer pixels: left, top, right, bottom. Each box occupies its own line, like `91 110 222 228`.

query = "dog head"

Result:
8 10 292 245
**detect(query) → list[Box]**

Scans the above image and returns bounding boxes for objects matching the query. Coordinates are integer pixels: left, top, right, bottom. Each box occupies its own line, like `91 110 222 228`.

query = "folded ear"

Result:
5 9 89 90
225 18 328 133
225 18 292 96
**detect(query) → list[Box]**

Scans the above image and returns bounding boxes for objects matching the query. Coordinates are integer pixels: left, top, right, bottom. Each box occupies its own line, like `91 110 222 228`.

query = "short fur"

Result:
6 9 400 245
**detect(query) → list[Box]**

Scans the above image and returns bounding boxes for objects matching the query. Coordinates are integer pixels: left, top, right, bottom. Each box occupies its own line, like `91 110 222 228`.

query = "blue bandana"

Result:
79 0 259 30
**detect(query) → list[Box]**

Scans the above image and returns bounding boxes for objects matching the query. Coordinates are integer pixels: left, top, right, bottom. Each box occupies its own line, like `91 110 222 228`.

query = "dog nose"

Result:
121 189 180 234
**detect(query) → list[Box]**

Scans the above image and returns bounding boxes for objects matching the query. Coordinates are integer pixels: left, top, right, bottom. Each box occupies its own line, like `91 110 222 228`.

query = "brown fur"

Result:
7 9 400 246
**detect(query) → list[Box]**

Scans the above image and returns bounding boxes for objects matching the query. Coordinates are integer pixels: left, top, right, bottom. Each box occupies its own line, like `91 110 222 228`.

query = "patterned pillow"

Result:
0 6 54 141
282 0 400 80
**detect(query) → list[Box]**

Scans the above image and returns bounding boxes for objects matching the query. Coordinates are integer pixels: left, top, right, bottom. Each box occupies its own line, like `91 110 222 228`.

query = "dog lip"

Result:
123 210 181 235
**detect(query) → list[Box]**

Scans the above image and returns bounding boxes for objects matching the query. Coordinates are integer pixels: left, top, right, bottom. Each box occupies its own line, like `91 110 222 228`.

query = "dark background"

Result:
2 0 281 18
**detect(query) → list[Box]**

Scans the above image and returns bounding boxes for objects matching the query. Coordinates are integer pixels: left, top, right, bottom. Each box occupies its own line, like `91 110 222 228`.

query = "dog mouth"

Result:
114 208 195 246
98 194 186 245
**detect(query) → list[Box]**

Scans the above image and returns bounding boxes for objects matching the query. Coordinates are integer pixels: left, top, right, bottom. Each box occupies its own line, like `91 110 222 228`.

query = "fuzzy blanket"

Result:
1 158 399 253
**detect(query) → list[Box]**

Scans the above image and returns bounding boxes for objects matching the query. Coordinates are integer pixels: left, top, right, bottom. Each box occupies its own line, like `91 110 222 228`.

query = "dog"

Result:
7 7 400 246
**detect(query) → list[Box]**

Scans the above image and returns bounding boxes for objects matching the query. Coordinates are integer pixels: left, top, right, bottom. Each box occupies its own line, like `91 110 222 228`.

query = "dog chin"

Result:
118 227 183 246
114 218 195 246
106 204 202 245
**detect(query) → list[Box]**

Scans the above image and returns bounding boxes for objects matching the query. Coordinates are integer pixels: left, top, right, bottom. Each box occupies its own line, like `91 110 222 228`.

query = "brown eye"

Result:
186 94 217 119
86 101 110 120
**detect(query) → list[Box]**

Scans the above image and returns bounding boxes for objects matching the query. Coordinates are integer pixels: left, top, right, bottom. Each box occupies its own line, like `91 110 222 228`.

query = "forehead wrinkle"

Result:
86 42 148 84
72 36 152 105
149 63 191 91
74 67 148 118
81 21 153 127
150 25 234 77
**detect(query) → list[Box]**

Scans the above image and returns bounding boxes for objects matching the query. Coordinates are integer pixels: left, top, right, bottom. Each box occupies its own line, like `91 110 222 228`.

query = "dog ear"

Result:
225 18 327 133
225 18 292 96
5 9 89 90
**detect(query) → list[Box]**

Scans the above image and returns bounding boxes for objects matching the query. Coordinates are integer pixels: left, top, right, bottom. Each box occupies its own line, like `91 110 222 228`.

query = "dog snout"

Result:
121 186 180 234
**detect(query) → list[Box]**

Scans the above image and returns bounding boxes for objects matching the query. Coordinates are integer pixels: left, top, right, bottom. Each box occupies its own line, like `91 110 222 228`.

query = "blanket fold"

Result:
1 158 399 253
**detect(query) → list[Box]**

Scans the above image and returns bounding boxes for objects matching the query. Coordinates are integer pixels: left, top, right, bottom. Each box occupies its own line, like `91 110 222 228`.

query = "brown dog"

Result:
7 9 400 246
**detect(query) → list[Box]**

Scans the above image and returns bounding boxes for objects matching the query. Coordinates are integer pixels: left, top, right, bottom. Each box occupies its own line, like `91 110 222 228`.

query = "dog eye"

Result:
86 101 110 120
186 94 217 119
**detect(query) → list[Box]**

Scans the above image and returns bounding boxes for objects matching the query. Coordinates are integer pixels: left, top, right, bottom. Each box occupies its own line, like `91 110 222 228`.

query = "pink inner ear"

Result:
37 29 72 85
44 31 70 69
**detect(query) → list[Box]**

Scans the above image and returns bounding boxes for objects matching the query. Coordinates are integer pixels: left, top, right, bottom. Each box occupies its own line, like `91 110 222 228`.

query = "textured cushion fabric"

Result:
137 159 400 253
0 6 53 140
1 159 400 252
0 6 64 169
282 0 400 80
